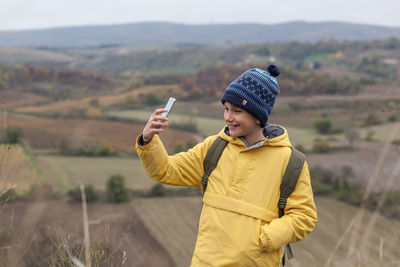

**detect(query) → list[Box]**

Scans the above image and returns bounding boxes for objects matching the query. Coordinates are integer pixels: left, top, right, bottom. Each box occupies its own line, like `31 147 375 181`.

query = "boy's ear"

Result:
255 118 261 125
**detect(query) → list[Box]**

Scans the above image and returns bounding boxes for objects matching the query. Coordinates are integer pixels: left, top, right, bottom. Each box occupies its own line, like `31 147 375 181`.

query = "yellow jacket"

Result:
136 126 317 267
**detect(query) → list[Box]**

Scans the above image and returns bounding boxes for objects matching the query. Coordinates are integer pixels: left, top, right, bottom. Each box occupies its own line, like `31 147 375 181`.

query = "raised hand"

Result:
142 108 169 143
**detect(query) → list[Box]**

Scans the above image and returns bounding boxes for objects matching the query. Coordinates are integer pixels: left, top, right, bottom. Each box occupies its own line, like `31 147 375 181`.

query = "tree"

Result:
345 128 359 148
106 175 129 203
67 184 98 202
4 127 23 144
314 118 332 134
148 184 166 197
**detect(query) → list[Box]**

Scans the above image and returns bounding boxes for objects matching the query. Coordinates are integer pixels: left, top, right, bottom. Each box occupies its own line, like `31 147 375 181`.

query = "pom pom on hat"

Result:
267 64 280 77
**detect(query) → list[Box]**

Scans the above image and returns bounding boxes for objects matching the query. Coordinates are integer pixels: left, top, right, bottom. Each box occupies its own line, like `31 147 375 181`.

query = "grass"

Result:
35 155 157 191
132 195 400 267
358 122 400 142
304 53 335 64
0 144 42 193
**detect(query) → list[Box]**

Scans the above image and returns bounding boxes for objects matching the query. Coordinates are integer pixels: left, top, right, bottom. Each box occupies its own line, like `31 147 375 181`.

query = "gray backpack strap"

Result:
279 147 305 265
201 136 228 195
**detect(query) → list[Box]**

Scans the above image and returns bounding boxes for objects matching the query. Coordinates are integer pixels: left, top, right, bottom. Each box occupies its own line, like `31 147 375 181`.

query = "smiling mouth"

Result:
228 124 239 129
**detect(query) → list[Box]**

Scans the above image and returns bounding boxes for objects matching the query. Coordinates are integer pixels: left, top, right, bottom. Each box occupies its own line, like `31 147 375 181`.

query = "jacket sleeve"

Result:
135 134 215 188
259 161 318 252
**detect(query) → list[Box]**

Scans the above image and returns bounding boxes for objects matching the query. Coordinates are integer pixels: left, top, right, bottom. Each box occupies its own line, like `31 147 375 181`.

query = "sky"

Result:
0 0 399 31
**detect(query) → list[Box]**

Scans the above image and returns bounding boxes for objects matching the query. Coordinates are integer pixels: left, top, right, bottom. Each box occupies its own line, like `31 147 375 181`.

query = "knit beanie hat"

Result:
221 65 280 127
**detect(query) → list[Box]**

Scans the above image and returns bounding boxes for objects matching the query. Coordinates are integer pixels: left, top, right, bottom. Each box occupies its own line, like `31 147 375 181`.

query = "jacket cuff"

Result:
138 134 152 146
259 231 274 252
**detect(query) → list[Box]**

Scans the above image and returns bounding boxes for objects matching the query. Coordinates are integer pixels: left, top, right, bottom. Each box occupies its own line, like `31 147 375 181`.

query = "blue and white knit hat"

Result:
221 65 280 127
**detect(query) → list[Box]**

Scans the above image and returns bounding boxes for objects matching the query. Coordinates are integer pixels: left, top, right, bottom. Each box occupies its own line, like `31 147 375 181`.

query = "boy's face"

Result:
223 102 263 142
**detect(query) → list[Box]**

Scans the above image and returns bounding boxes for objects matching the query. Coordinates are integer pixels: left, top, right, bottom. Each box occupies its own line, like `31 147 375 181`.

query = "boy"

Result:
136 65 317 266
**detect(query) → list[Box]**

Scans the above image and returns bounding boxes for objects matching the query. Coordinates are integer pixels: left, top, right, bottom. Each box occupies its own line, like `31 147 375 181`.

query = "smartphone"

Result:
161 97 176 118
157 97 176 128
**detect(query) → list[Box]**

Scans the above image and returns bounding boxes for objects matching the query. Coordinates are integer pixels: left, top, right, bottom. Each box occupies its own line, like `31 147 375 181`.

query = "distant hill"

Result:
0 21 399 47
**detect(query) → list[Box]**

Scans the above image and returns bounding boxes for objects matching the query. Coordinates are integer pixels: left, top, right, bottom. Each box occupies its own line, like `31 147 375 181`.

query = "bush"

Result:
312 138 330 153
60 142 116 156
67 184 98 202
106 175 129 203
345 128 359 147
314 118 332 134
4 127 23 144
148 184 166 197
388 114 398 122
139 93 163 106
364 113 381 126
365 130 375 141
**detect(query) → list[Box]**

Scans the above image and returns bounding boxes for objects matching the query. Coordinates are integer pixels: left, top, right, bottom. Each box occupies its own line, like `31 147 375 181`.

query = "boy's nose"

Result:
224 112 233 122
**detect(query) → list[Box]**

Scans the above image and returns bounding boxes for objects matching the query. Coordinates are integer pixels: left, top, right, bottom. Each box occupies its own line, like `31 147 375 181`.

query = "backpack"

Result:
201 136 305 265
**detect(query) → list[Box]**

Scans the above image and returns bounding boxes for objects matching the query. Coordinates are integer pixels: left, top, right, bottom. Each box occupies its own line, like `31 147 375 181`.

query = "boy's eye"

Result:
233 110 241 113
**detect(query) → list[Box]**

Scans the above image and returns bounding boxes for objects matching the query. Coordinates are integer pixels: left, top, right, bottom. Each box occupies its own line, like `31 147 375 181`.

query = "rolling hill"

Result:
0 21 399 47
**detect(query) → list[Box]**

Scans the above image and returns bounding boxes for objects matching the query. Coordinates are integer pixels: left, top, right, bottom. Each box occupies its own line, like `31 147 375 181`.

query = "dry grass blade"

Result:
80 183 91 267
325 122 399 266
359 155 400 260
63 241 85 267
324 216 357 267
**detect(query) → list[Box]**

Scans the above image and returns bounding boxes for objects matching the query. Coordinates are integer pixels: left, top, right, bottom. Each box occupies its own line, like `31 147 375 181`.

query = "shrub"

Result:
392 139 400 145
148 184 166 197
106 175 129 203
67 184 98 202
365 130 375 141
98 144 115 156
139 93 163 106
0 188 16 203
364 113 381 126
314 118 332 134
345 128 359 147
312 138 330 153
388 114 398 122
4 127 23 144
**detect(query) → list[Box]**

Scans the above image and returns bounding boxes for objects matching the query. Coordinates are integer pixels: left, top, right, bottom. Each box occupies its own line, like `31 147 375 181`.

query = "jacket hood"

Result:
219 124 292 148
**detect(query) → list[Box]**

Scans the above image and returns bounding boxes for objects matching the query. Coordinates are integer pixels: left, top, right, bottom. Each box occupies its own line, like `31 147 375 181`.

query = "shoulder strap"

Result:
279 147 305 265
278 147 305 217
201 136 228 195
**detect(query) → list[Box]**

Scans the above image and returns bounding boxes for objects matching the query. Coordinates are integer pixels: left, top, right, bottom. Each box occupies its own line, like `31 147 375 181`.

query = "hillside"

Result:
1 196 398 266
134 196 400 266
0 21 399 47
1 36 399 267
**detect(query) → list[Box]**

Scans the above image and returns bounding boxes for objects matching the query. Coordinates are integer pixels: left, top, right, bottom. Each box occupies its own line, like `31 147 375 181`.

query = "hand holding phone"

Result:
156 97 176 129
142 97 176 143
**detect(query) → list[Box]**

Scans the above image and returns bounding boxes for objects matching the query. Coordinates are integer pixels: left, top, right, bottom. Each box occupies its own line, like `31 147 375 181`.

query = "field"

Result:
135 196 400 266
108 109 225 136
0 201 175 267
15 84 182 115
36 155 157 191
0 144 42 192
1 196 399 266
1 38 400 266
0 114 199 154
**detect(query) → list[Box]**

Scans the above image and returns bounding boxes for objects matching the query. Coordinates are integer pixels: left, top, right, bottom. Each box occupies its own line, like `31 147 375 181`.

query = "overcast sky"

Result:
1 0 399 31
